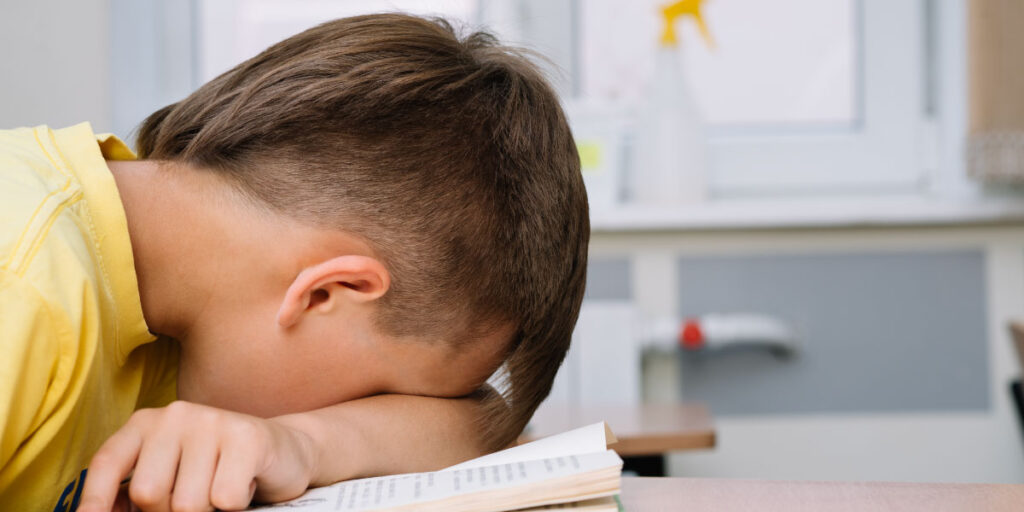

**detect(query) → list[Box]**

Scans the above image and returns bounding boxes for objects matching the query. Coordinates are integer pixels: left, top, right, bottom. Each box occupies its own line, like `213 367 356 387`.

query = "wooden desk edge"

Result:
522 403 717 456
611 430 716 457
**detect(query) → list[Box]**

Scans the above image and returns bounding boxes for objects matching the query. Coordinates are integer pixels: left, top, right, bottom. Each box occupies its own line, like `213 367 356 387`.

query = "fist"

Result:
78 401 317 512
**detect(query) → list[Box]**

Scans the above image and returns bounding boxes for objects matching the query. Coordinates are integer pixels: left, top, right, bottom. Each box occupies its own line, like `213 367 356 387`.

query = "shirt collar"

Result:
53 123 156 364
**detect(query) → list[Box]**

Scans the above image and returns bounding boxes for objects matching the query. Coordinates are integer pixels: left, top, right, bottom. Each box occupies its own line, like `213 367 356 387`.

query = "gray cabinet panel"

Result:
676 250 989 415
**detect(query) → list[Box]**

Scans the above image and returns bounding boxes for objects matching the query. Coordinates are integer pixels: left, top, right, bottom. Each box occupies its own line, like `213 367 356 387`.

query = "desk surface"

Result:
525 404 715 457
619 477 1024 511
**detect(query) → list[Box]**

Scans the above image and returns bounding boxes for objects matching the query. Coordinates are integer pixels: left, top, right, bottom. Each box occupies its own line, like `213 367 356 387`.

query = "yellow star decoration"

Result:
660 0 715 49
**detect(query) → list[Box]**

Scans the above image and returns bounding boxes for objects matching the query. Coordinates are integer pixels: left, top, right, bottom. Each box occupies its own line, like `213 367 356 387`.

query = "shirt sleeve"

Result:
0 270 62 470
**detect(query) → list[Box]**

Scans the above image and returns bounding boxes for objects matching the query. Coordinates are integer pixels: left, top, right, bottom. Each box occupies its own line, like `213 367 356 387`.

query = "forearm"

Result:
271 392 491 486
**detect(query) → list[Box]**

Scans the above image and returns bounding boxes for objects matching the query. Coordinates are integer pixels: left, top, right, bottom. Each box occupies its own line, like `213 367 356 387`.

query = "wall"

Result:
0 0 112 132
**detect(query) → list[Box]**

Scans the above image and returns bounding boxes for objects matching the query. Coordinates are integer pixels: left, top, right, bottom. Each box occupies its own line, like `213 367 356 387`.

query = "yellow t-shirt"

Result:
0 123 178 511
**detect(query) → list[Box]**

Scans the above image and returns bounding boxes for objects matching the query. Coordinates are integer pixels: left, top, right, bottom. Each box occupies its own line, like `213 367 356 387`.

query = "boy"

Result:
0 13 589 512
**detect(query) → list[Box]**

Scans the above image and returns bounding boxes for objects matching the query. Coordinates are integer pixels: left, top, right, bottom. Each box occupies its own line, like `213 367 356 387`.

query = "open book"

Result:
249 422 623 512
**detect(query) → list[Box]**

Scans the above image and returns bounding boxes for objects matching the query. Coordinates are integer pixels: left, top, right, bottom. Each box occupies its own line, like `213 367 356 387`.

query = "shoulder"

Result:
0 125 89 275
0 124 106 405
1 123 155 364
0 268 78 386
0 124 113 333
0 269 71 459
0 268 70 354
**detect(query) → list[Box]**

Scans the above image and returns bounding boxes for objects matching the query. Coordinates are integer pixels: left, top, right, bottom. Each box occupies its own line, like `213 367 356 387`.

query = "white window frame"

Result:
538 0 937 197
707 0 928 195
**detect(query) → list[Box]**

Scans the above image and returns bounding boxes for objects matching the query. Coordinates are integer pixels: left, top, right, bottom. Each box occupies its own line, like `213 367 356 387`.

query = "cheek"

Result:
383 345 497 399
180 322 281 415
182 311 386 416
233 340 384 416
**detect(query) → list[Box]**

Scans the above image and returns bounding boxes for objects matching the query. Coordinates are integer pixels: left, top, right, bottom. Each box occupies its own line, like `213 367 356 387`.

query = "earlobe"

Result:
276 255 390 328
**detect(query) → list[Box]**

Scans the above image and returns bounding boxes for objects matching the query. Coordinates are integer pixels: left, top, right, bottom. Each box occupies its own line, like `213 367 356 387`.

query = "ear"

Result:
276 255 390 328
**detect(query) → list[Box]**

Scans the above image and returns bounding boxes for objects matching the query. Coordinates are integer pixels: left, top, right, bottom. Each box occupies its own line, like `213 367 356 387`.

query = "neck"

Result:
108 160 358 341
108 160 222 339
109 159 382 345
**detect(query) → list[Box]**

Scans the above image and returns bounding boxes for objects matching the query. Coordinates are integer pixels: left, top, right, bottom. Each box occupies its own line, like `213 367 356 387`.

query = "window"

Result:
114 0 951 200
582 0 859 129
571 0 935 196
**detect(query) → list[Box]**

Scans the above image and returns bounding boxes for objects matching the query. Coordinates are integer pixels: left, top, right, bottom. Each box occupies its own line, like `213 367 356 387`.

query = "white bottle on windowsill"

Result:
630 0 712 206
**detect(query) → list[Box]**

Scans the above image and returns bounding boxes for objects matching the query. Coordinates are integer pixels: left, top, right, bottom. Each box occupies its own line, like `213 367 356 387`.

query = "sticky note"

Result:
577 140 604 173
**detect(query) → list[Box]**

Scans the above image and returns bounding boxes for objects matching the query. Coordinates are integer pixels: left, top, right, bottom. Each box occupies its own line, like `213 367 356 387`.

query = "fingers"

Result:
128 432 181 512
113 485 135 512
210 427 260 511
78 420 144 512
169 433 219 512
80 402 307 512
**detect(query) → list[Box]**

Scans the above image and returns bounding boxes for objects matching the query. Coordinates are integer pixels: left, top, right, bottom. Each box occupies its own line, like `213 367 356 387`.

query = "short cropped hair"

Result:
136 13 589 449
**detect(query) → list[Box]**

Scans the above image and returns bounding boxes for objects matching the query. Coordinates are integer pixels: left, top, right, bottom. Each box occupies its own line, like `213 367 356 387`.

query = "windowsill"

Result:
590 194 1024 233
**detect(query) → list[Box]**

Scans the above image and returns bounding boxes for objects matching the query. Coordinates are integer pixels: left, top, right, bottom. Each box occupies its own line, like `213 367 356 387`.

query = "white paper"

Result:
445 422 611 471
249 450 622 512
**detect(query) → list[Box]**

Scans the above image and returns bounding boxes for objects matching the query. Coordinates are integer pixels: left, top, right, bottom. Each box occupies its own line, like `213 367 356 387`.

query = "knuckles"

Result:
126 406 158 426
163 400 216 425
108 401 267 511
224 416 262 442
133 401 228 432
163 399 195 417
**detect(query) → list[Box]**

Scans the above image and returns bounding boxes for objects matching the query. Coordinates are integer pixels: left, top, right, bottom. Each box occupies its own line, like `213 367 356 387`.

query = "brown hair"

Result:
136 13 588 449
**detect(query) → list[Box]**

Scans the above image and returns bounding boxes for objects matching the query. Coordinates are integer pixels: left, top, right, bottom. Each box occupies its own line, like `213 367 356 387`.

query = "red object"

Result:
680 319 704 349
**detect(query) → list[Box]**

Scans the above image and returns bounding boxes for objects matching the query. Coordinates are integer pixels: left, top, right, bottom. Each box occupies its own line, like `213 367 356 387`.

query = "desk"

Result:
526 404 715 455
525 404 715 476
619 477 1024 511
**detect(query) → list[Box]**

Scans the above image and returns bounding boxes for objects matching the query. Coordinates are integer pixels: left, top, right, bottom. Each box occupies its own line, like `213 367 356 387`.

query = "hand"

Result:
78 401 319 512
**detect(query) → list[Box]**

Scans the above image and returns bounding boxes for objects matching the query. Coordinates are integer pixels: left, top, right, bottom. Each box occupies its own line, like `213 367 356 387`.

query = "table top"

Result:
524 404 715 457
619 477 1024 511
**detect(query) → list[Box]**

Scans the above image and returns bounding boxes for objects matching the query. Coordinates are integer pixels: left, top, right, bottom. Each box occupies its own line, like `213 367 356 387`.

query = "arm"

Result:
273 390 494 485
79 390 501 511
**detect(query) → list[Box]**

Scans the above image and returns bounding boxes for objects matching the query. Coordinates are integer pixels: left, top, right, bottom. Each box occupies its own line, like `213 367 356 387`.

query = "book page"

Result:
249 450 622 512
446 422 614 471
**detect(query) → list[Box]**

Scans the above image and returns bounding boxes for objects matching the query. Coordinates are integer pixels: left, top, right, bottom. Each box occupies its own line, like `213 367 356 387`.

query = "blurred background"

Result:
5 0 1024 483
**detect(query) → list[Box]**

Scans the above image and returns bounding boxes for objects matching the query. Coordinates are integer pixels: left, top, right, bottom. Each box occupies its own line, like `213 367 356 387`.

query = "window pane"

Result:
580 0 859 130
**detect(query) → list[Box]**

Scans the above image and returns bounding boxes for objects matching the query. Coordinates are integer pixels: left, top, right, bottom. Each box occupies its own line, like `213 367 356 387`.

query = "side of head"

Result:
137 13 589 447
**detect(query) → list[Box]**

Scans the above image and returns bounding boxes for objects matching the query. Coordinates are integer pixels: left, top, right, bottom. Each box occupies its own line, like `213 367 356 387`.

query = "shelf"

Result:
590 194 1024 232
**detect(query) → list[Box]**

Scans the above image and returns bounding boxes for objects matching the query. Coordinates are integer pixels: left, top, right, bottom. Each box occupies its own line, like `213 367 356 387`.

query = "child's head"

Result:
137 13 588 448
